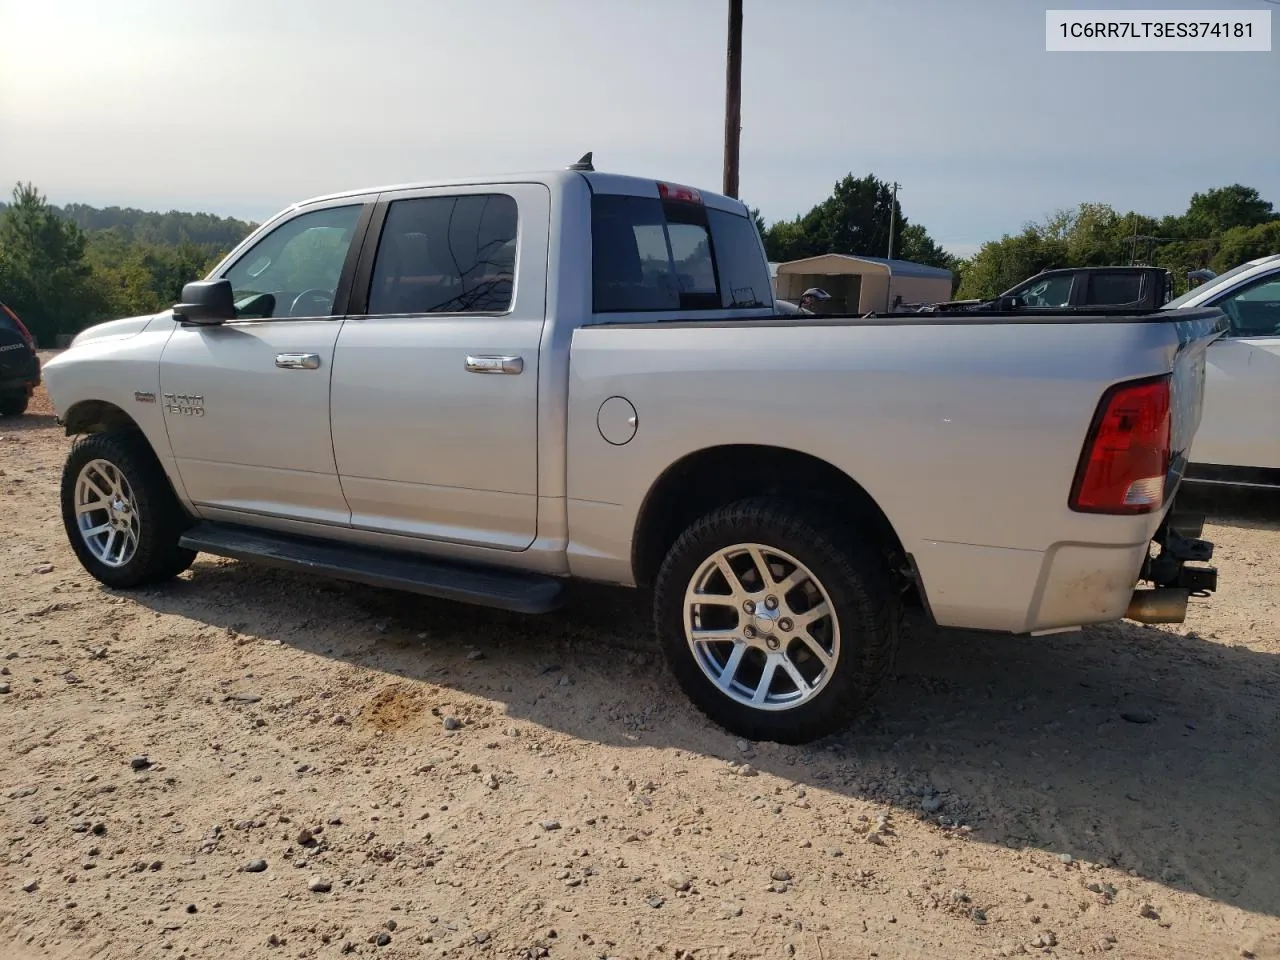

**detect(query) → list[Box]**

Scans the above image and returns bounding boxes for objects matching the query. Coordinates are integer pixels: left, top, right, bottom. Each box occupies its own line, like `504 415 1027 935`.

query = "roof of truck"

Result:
292 168 749 217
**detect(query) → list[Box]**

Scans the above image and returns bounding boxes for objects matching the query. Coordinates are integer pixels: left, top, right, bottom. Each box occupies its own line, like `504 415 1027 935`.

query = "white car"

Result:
1166 254 1280 488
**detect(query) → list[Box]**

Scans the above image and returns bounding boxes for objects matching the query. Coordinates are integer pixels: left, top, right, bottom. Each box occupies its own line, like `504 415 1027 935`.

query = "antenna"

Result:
568 152 594 172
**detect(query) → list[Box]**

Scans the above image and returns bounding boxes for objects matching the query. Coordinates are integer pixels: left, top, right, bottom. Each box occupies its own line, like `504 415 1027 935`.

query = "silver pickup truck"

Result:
42 162 1224 743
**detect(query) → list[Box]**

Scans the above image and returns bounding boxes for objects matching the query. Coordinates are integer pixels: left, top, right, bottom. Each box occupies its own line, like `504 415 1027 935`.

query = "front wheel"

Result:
60 430 196 589
653 498 901 744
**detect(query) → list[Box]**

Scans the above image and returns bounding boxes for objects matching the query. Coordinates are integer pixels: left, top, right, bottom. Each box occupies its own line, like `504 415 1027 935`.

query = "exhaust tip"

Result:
1125 587 1189 625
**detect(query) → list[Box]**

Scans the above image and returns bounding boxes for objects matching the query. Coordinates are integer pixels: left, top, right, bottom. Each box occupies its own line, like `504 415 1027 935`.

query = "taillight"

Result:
657 181 702 204
1 303 34 350
1070 375 1171 514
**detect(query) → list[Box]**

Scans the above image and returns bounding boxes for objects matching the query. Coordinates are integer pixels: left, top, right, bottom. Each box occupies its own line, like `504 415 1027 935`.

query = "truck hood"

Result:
69 311 171 348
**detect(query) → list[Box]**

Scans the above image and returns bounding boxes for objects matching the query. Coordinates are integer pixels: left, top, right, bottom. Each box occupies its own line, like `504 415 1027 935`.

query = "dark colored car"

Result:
0 301 41 416
927 266 1175 314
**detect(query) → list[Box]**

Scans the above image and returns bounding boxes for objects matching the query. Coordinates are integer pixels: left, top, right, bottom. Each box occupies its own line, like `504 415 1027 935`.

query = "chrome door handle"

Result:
465 355 523 375
275 353 321 370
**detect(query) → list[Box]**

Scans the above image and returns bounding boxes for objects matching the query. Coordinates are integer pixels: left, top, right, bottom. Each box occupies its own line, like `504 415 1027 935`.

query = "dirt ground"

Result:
2 368 1279 960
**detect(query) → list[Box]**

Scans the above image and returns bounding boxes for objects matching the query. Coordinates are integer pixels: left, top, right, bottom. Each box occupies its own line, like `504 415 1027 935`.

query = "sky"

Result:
1 0 1276 257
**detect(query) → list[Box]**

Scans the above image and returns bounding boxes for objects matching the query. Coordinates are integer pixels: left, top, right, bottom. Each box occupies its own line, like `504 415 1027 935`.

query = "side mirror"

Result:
994 295 1023 311
173 279 236 324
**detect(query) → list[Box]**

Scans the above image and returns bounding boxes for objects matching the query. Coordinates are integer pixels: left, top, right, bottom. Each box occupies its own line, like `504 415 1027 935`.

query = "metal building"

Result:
773 254 954 313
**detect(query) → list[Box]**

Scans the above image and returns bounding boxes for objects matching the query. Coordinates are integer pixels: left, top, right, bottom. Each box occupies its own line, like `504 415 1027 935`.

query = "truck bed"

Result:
564 305 1226 634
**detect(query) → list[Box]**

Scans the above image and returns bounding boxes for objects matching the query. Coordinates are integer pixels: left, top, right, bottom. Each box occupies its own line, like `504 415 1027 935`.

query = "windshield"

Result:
1165 259 1265 309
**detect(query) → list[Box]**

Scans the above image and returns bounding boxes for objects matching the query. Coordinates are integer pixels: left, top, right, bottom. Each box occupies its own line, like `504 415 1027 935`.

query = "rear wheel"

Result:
653 498 901 744
0 392 28 417
60 431 196 589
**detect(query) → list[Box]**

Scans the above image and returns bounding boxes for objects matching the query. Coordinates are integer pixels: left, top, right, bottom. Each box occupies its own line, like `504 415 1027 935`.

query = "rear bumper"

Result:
1 352 40 391
911 512 1216 633
0 375 39 393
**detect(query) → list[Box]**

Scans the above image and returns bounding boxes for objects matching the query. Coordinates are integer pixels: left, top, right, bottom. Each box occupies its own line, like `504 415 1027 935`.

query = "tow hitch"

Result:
1126 511 1218 625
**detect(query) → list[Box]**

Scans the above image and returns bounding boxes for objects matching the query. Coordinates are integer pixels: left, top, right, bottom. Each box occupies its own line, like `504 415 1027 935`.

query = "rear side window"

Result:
707 208 771 308
1085 273 1143 306
368 194 518 315
592 194 768 313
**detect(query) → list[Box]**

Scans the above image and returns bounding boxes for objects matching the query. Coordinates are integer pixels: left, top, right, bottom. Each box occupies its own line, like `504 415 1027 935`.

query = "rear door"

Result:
1192 270 1280 469
328 184 548 550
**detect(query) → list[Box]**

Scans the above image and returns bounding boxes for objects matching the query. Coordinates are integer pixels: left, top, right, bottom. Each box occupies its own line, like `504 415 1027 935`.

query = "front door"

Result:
329 184 549 550
1193 271 1280 470
160 200 370 525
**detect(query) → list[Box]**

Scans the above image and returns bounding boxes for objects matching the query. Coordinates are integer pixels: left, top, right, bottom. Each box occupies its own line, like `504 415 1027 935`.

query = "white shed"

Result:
774 254 954 313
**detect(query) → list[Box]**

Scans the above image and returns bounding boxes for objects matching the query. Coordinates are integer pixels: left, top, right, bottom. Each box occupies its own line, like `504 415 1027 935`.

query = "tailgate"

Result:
1165 307 1227 489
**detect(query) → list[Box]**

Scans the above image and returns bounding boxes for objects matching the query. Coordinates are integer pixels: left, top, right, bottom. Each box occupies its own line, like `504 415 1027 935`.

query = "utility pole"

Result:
723 0 743 199
887 181 901 259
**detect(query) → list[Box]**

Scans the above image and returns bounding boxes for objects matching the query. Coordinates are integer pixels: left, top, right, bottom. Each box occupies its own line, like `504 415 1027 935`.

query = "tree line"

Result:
0 183 255 346
954 184 1280 300
2 176 1277 346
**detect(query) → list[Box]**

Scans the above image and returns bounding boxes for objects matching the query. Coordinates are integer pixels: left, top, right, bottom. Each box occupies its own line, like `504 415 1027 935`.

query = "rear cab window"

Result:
1084 272 1144 307
591 187 771 315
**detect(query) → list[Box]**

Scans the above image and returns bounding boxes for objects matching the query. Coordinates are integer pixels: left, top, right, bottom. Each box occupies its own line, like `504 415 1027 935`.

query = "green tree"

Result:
1183 185 1274 237
953 185 1279 300
0 182 104 345
1211 221 1280 273
895 223 952 272
761 174 954 271
956 226 1069 299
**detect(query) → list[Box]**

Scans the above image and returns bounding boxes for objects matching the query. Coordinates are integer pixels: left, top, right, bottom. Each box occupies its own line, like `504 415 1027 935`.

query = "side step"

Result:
179 522 566 614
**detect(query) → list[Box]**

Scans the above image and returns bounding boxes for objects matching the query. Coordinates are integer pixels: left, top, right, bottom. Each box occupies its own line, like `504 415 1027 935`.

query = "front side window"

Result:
367 194 518 316
223 204 361 319
1015 274 1073 307
1215 274 1280 337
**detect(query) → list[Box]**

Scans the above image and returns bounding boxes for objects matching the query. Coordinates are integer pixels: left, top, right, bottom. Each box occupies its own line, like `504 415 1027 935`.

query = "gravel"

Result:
665 873 690 892
3 403 1276 960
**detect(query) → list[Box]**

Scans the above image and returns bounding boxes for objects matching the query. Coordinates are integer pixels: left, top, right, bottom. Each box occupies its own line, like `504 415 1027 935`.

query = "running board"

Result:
179 522 566 614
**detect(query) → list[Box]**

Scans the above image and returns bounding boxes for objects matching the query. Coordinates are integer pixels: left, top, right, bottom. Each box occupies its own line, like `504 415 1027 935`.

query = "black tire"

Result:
60 430 196 589
653 497 902 744
0 392 28 417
